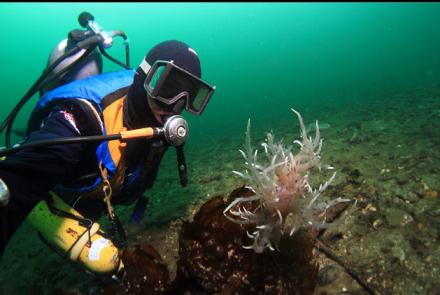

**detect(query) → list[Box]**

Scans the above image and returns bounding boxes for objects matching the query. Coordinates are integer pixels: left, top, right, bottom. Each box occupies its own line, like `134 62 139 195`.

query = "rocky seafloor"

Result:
0 84 439 294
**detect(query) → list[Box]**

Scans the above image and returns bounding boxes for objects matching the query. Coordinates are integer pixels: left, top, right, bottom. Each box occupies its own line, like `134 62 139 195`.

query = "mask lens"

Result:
191 87 210 112
148 64 166 91
157 66 198 98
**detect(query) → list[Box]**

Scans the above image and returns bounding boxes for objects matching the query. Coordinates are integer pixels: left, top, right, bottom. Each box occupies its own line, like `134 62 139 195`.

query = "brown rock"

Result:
104 243 173 295
175 187 319 294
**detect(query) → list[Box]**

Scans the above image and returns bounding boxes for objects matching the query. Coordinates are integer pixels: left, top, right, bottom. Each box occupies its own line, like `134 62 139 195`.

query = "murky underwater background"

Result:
0 2 439 294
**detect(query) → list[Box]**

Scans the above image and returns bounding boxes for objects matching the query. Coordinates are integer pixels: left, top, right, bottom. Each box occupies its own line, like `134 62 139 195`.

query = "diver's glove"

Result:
0 178 9 207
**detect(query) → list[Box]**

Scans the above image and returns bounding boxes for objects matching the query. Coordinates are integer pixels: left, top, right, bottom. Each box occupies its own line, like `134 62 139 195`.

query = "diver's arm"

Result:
0 108 93 256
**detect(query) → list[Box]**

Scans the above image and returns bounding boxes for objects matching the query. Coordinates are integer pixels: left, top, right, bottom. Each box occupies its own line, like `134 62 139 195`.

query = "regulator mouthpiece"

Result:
162 115 188 146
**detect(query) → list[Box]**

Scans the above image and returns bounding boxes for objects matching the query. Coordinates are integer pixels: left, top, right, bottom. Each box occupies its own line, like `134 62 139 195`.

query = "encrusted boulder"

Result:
104 243 173 295
175 187 319 294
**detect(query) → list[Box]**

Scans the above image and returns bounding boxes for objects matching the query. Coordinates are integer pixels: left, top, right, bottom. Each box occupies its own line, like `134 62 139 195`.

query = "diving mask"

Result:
143 60 215 116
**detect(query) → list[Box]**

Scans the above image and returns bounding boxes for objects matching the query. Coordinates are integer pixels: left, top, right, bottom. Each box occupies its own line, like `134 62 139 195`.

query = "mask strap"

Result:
139 59 151 75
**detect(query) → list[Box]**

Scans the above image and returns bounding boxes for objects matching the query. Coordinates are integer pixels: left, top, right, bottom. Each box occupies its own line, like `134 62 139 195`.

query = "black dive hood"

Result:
124 69 162 130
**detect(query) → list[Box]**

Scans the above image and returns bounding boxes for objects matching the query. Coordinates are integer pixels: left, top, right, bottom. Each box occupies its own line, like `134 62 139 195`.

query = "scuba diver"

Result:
0 12 215 277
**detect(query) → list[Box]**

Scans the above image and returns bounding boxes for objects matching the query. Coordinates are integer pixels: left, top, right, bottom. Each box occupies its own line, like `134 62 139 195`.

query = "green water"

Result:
0 3 439 146
1 3 440 294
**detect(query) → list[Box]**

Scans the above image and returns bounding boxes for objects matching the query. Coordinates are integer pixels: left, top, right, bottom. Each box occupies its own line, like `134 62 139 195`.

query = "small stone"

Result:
414 199 431 216
391 245 406 262
421 175 438 190
365 203 377 212
421 180 430 190
372 219 383 229
424 190 438 199
395 174 409 185
385 208 413 227
403 191 419 203
428 208 440 217
317 265 337 286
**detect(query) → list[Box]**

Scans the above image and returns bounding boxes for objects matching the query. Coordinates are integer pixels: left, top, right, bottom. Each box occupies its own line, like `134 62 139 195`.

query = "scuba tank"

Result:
27 193 123 274
0 11 130 149
39 37 103 96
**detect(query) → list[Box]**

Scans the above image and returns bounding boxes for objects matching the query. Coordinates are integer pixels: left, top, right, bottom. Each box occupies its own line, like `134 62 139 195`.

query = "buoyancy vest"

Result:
28 70 137 197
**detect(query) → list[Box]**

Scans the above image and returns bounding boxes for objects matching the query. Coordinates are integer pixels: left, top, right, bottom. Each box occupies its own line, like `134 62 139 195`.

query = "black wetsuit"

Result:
0 97 168 256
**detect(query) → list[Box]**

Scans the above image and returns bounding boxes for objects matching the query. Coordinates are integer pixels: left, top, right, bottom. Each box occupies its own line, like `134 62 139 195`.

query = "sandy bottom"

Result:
1 84 439 294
